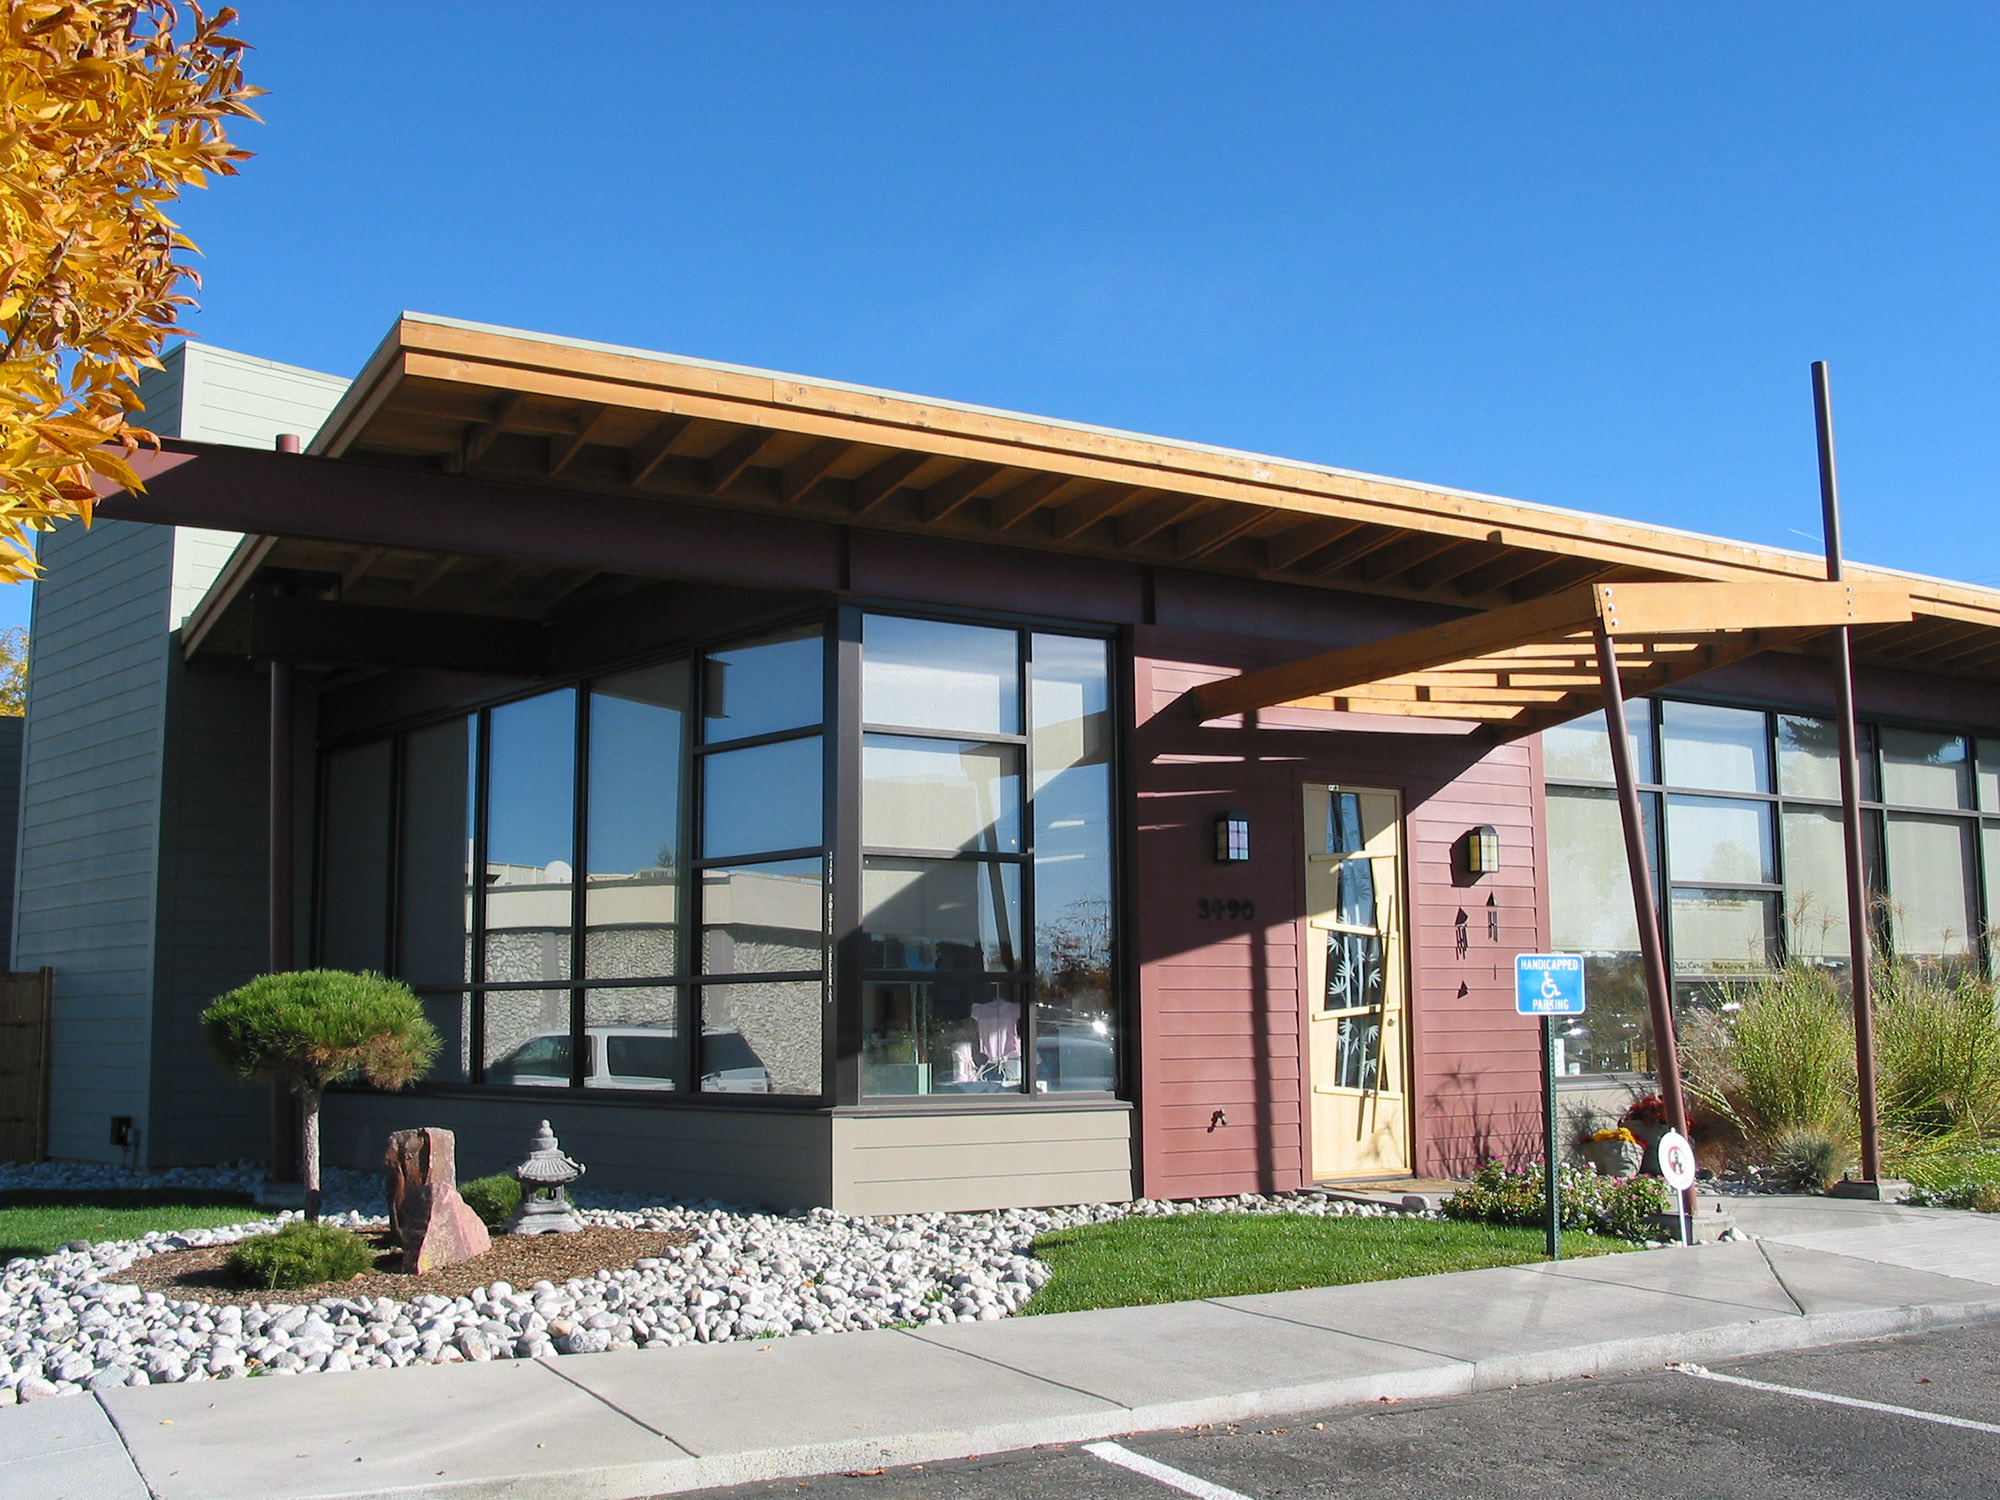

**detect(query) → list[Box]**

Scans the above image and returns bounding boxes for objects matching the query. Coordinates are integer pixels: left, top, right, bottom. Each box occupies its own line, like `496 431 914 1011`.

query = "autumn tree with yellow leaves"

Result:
0 1 259 581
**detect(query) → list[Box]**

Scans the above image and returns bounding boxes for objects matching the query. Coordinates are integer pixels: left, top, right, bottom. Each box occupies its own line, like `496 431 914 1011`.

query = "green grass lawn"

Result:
0 1189 261 1261
1025 1212 1634 1315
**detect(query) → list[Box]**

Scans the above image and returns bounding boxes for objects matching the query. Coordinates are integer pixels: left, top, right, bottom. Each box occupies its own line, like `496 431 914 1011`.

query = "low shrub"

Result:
1908 1179 2000 1214
1442 1161 1667 1242
227 1221 376 1289
460 1173 522 1228
1767 1124 1856 1192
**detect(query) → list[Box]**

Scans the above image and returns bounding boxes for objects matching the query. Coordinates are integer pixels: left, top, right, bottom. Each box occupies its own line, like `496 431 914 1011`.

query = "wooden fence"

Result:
0 968 53 1163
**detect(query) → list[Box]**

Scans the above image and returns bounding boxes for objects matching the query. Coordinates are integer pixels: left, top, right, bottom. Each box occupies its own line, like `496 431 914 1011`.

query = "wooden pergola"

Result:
1193 578 1913 737
1194 574 1914 1226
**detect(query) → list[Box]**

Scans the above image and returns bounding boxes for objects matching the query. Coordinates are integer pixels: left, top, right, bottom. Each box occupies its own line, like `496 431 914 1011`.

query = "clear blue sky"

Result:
13 3 1999 627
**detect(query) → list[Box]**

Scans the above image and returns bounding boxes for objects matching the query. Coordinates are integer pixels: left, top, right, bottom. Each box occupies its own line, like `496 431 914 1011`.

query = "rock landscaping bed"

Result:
0 1160 1416 1405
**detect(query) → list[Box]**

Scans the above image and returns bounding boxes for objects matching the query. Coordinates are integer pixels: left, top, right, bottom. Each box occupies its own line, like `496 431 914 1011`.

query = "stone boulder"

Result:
383 1127 491 1274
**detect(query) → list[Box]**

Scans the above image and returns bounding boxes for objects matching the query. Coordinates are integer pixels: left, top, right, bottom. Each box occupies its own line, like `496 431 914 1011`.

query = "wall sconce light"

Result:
1215 812 1250 863
1461 824 1501 876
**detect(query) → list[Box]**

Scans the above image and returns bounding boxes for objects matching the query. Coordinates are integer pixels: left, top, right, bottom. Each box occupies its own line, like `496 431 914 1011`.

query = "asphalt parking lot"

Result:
691 1320 2000 1500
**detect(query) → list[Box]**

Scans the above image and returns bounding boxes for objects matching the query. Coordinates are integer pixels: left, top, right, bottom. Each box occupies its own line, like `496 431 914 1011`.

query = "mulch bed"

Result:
106 1226 691 1307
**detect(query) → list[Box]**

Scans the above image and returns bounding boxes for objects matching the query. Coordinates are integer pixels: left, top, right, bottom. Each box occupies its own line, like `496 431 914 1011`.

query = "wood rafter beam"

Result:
1361 532 1473 584
1049 484 1146 539
1175 503 1265 560
410 555 457 598
461 392 525 467
989 472 1076 531
1193 580 1912 721
547 404 613 477
626 415 694 487
1117 493 1208 547
702 428 778 496
849 450 933 515
779 438 852 504
1453 549 1566 598
1299 525 1410 579
1408 540 1501 591
1264 518 1365 573
341 546 385 592
918 461 1003 522
1508 556 1615 601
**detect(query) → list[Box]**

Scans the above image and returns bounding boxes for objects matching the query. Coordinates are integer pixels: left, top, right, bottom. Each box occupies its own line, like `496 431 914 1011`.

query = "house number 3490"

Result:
1196 898 1255 920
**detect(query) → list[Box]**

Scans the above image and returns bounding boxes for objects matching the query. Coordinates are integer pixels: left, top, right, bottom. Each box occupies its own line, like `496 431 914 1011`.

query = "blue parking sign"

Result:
1516 953 1586 1015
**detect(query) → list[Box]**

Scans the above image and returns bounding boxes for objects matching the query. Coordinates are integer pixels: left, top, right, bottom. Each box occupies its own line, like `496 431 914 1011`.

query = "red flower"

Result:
1620 1094 1670 1127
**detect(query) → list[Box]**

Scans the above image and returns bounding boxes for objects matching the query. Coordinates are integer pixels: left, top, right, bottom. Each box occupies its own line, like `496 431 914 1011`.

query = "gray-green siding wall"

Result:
15 519 173 1161
0 715 24 968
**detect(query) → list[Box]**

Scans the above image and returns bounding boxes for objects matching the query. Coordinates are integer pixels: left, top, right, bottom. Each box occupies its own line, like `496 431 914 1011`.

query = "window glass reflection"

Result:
485 691 576 987
701 735 822 857
587 663 687 978
1541 701 1655 784
1781 807 1852 960
582 987 682 1091
321 741 391 973
862 615 1019 734
1668 888 1777 975
862 980 1022 1096
703 623 823 744
1032 634 1113 1014
1666 795 1773 884
862 857 1020 970
1884 813 1976 955
481 990 572 1083
1661 701 1768 793
700 858 824 974
398 718 474 986
699 982 821 1094
1777 714 1842 801
1879 727 1970 811
863 736 1020 853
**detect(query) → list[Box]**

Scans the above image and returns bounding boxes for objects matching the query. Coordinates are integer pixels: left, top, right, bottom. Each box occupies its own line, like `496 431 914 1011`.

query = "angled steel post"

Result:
1812 361 1884 1185
1594 618 1697 1224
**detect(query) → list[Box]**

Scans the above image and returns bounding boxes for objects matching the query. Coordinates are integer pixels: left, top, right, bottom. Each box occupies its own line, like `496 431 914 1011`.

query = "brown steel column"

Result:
266 655 300 1185
1812 362 1883 1184
1594 619 1697 1222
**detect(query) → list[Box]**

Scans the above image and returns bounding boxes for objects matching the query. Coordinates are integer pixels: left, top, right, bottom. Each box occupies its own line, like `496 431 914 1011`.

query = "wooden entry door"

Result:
1302 785 1409 1179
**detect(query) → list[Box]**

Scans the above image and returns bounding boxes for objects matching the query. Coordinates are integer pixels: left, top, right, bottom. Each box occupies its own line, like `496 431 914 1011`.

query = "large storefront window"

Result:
857 618 1116 1096
314 609 1118 1104
1544 698 1999 1078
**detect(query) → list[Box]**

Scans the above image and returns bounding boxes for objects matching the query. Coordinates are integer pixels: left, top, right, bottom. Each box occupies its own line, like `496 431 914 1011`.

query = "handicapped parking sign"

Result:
1515 953 1586 1015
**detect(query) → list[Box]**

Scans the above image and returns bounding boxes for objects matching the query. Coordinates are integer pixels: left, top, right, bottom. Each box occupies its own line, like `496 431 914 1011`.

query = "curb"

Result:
125 1293 2000 1500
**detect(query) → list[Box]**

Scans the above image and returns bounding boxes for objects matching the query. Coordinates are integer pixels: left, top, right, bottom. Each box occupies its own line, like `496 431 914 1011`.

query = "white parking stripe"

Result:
1672 1361 2000 1436
1084 1441 1259 1500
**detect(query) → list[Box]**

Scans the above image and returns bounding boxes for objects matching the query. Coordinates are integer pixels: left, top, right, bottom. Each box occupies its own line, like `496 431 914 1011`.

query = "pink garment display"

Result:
970 998 1021 1063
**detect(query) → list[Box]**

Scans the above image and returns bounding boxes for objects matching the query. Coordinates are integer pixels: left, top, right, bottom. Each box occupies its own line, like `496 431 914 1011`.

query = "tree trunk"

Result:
301 1087 323 1223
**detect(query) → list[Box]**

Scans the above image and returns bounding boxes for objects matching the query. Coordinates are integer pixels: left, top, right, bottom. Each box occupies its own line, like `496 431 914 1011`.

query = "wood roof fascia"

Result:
918 461 1005 522
461 392 526 467
1174 503 1266 561
1263 518 1365 573
847 450 935 516
625 415 695 487
547 404 614 476
382 341 1824 587
326 323 2000 638
702 427 780 497
988 472 1078 533
779 438 853 503
1048 484 1145 539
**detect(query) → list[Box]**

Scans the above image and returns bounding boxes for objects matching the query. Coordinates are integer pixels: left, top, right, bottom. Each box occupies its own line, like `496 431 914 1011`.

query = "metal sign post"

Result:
1657 1129 1699 1245
1517 955 1586 1262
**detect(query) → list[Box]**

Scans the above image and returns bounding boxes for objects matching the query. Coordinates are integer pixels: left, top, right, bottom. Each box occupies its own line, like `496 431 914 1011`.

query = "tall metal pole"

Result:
1542 1014 1561 1261
1594 618 1698 1225
1812 361 1883 1185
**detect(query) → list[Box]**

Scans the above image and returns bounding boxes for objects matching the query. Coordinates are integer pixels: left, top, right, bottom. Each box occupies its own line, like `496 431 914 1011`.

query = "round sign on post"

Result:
1657 1129 1697 1192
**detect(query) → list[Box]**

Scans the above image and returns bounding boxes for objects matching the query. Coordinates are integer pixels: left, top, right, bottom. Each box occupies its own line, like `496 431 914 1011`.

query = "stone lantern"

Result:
503 1119 585 1235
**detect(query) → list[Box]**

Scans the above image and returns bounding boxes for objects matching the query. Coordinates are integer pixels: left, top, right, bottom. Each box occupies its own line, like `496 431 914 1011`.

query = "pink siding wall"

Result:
1132 627 1549 1199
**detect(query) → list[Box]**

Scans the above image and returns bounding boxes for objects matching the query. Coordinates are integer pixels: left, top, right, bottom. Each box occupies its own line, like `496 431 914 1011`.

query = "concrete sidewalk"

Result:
7 1197 2000 1500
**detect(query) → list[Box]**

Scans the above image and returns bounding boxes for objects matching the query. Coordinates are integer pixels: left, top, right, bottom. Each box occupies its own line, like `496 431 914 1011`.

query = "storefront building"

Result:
22 316 2000 1212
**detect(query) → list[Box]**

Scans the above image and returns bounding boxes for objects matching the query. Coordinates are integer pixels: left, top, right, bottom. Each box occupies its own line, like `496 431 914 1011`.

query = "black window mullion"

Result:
831 606 863 1108
1018 626 1036 1094
569 687 589 1090
469 711 490 1084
